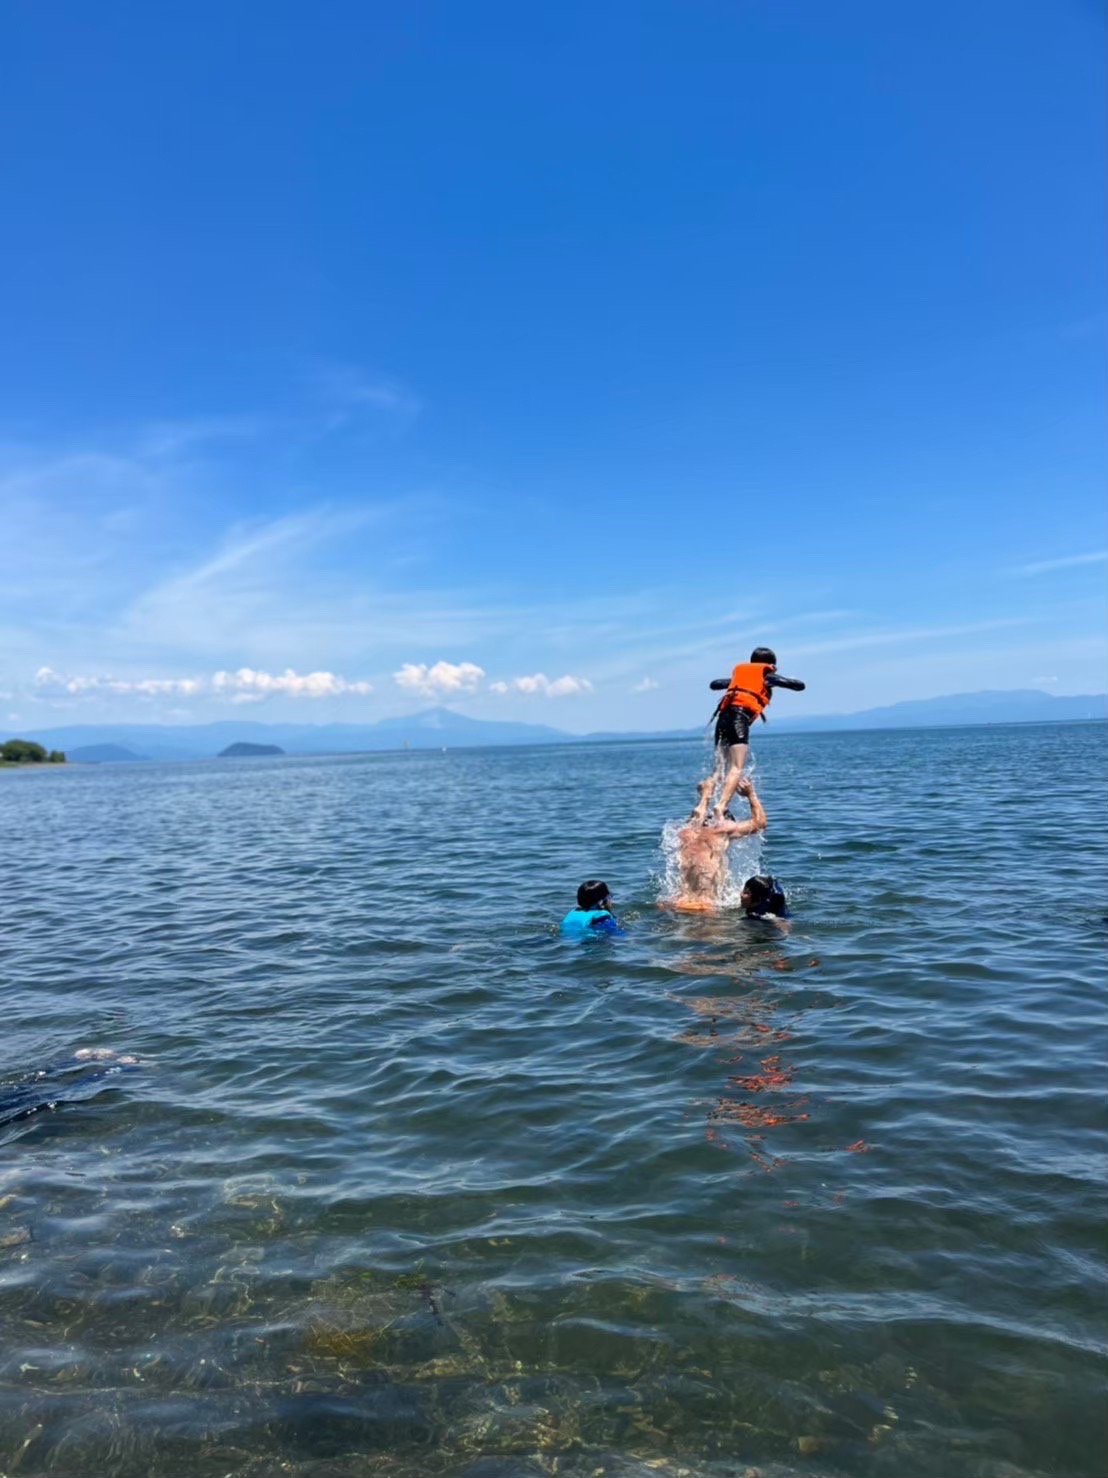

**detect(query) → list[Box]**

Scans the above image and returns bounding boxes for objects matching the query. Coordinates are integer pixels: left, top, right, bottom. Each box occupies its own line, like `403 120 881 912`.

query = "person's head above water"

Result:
749 646 777 667
741 874 788 917
561 879 622 935
576 879 612 911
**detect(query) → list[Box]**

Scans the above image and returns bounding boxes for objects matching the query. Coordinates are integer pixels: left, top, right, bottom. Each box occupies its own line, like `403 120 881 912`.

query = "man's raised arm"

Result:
721 778 767 836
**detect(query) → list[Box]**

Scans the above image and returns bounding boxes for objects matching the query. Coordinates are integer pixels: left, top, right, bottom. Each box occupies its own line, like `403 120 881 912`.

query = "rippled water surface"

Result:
1 723 1105 1478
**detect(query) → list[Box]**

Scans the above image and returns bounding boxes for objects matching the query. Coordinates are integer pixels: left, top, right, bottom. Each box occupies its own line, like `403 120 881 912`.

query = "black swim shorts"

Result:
714 705 753 748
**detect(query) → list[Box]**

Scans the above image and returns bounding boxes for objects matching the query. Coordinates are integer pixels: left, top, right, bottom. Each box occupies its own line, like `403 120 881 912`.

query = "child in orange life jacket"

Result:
707 646 805 821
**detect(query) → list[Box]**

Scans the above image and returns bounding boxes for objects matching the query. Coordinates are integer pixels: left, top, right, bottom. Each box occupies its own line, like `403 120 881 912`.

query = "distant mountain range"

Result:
12 689 1105 762
67 743 149 764
22 709 576 761
764 689 1107 731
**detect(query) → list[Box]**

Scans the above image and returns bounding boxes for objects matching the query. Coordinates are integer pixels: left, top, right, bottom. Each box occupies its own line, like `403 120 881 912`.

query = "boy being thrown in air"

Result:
707 646 805 821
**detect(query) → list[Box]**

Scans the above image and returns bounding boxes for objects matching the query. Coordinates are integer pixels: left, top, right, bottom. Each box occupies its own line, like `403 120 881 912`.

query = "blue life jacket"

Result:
560 908 620 936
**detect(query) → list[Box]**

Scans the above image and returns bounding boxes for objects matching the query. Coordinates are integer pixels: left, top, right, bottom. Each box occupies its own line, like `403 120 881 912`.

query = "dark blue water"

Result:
1 723 1105 1477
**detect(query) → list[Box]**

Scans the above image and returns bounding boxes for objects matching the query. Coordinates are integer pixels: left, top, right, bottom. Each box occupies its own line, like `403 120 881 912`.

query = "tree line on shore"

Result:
1 739 66 764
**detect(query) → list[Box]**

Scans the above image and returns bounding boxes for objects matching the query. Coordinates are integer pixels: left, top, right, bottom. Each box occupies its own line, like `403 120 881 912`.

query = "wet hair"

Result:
577 879 611 911
742 874 787 917
750 646 777 666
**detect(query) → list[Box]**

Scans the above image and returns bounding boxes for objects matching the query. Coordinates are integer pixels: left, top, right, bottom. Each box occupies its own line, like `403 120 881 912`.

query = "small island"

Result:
1 739 66 767
218 742 286 758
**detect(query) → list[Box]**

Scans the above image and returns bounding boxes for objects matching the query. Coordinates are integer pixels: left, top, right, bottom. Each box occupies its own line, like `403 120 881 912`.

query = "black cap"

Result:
577 879 611 910
750 646 777 665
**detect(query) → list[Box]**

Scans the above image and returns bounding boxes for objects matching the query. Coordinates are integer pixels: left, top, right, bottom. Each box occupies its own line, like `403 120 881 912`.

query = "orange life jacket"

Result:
721 662 774 717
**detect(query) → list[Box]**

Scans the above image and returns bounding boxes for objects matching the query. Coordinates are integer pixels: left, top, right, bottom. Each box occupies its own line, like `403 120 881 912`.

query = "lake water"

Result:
1 722 1105 1478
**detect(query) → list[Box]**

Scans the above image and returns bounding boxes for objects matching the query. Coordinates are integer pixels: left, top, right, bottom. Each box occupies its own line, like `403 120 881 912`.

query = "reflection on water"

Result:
0 723 1105 1476
673 939 828 1177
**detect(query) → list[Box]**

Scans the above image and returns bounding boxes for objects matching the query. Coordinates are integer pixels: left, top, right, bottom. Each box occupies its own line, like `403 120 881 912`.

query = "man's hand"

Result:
728 776 767 835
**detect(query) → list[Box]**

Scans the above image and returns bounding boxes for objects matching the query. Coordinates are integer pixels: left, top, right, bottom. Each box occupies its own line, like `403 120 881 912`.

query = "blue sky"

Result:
2 0 1104 732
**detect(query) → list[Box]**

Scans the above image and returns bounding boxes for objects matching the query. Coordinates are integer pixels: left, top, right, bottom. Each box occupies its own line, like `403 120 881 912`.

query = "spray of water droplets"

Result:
654 754 768 909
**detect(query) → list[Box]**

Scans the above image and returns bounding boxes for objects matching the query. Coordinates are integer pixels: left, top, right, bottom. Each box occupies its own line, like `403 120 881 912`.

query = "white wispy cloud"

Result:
1009 550 1107 577
0 450 160 501
35 666 203 697
393 661 485 698
788 616 1034 659
10 390 1099 731
0 374 442 658
572 606 858 686
144 509 348 596
32 666 372 703
0 452 165 612
312 363 422 432
115 505 414 664
135 417 263 459
0 434 697 689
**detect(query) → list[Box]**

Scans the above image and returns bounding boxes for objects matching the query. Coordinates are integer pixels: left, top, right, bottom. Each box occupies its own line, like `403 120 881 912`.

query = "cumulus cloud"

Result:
32 665 371 702
632 677 659 693
547 675 592 697
212 667 372 699
393 660 485 698
496 673 593 698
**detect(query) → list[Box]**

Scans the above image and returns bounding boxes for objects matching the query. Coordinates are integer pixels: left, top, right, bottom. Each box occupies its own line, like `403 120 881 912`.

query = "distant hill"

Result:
768 689 1108 732
68 743 148 763
219 741 285 757
20 690 1105 761
22 707 575 760
370 707 568 745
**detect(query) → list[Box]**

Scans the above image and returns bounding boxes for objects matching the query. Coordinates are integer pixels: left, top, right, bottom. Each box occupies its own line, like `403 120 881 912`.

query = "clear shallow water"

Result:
1 723 1105 1478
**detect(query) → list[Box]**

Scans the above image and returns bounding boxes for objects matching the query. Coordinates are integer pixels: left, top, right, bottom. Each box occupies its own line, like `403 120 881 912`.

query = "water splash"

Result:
655 753 772 907
656 817 766 908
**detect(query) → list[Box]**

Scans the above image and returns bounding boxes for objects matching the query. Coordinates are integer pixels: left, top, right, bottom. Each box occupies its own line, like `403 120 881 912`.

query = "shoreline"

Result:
0 761 70 772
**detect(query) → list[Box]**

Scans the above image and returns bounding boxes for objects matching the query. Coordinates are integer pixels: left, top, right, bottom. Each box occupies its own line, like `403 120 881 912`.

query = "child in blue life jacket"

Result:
560 879 622 936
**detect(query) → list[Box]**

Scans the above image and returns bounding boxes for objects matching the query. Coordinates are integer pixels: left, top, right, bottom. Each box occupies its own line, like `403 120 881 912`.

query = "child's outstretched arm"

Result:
766 672 805 692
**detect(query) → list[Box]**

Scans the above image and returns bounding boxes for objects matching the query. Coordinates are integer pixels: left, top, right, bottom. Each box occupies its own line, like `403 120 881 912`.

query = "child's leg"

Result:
713 743 749 818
